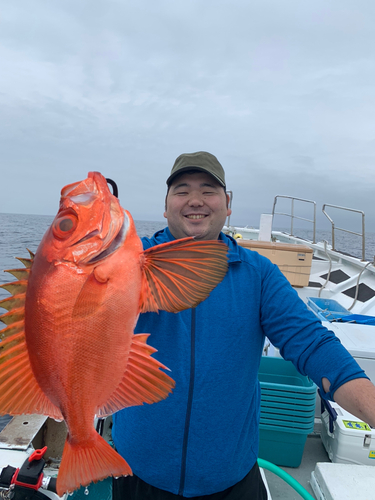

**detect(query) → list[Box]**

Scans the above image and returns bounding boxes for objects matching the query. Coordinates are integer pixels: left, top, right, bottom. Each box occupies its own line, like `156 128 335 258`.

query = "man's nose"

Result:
188 193 204 206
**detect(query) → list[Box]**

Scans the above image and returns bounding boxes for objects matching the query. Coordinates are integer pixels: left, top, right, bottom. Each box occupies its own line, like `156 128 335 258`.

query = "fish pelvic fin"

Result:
0 254 63 421
139 237 228 313
96 333 175 417
56 432 132 496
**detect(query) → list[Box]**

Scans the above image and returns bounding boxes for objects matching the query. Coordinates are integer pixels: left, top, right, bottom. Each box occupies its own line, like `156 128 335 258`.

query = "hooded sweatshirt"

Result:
112 228 366 497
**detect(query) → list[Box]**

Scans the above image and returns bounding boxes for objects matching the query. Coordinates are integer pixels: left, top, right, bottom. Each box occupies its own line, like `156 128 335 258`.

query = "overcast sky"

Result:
1 0 375 233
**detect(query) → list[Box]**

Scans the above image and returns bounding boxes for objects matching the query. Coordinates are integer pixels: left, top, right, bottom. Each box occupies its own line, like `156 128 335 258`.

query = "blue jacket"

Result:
112 228 366 497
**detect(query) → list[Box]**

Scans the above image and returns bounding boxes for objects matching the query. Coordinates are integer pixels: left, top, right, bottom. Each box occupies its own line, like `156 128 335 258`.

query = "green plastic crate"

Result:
70 477 112 499
258 423 310 467
258 356 316 467
259 356 316 395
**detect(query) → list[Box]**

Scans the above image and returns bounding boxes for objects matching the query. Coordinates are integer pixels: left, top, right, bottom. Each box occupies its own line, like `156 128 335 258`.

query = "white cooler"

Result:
326 322 375 382
311 462 375 500
321 399 375 465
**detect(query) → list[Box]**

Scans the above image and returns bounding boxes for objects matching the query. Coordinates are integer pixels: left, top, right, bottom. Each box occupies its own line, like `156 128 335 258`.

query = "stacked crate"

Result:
258 356 317 467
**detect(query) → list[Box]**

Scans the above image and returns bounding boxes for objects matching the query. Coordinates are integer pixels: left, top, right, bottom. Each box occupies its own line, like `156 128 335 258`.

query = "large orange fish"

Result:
0 172 228 495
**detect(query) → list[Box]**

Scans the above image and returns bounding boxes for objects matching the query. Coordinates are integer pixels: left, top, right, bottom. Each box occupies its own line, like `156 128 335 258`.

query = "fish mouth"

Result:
73 229 100 246
88 212 129 264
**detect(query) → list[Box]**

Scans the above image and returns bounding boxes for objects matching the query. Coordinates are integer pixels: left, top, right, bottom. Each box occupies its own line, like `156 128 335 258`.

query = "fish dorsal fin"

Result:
0 293 26 312
0 280 28 296
0 254 63 421
96 333 174 417
139 237 228 313
16 257 33 269
4 268 30 281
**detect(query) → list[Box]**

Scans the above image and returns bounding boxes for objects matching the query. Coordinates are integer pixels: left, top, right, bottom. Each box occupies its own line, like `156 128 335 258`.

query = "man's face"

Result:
164 171 232 240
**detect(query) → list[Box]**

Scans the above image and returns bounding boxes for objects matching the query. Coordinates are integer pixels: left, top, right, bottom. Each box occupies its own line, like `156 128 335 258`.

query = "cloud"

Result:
1 0 375 232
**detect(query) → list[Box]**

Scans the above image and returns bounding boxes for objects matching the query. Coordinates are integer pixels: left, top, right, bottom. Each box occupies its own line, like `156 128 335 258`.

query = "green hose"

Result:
257 458 315 500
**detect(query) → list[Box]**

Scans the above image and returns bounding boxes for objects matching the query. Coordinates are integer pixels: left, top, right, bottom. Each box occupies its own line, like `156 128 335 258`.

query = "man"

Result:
113 151 375 499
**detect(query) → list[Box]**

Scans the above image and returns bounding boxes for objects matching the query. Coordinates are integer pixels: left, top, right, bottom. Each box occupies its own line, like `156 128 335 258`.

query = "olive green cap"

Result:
166 151 226 187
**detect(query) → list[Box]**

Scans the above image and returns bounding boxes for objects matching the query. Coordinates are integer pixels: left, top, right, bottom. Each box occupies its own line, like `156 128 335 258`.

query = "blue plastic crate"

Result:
260 404 316 419
258 357 317 467
259 424 310 467
70 478 112 499
260 416 315 432
307 297 350 322
259 357 316 397
260 392 317 406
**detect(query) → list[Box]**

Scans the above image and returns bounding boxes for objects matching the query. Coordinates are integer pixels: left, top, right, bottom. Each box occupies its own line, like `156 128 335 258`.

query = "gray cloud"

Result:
1 0 375 234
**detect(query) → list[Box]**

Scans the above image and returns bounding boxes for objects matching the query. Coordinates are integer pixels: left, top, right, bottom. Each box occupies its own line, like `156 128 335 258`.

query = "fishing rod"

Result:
106 178 118 198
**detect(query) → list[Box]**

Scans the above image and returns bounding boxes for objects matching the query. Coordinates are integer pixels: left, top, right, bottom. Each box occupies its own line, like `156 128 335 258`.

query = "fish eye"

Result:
59 219 74 232
52 214 78 239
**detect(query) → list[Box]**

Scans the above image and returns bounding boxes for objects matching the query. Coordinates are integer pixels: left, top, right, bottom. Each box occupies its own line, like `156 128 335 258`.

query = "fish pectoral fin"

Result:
72 271 108 319
96 333 175 417
139 237 228 313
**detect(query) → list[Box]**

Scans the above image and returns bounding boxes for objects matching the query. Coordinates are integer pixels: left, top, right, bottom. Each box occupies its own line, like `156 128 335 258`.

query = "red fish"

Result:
0 172 228 495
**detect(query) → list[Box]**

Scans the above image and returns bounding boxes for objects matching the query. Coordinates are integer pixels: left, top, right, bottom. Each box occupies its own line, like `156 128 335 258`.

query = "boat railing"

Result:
322 204 366 261
272 196 317 243
225 190 233 227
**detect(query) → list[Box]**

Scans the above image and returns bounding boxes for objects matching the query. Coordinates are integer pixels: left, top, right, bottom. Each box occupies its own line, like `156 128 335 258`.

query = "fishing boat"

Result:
1 194 375 499
223 194 375 499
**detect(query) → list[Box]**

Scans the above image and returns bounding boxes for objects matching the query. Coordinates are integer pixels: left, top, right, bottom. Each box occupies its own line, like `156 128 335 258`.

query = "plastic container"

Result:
258 423 311 467
307 297 350 315
321 400 375 466
307 297 350 322
311 463 375 500
260 392 317 405
259 356 316 395
260 416 315 429
258 356 317 467
260 406 315 425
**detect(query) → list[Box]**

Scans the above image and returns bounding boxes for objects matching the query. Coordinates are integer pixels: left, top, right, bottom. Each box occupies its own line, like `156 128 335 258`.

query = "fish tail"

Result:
56 432 132 496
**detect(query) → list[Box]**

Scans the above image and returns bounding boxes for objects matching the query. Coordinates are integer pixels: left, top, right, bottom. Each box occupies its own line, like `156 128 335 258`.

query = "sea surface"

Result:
1 212 375 302
0 213 166 302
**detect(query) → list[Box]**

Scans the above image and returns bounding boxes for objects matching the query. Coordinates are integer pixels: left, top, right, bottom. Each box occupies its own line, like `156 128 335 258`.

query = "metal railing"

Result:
272 195 317 243
322 204 366 261
225 190 233 227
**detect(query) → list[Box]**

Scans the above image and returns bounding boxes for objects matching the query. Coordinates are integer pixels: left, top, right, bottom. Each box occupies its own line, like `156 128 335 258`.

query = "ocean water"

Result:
1 212 375 302
0 213 166 302
273 226 375 263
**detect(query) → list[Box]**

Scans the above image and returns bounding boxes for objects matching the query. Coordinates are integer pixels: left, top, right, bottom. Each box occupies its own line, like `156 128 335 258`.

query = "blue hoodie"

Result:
112 228 366 497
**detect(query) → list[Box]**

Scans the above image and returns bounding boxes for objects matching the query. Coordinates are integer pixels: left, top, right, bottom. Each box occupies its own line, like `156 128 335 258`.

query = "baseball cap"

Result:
166 151 226 187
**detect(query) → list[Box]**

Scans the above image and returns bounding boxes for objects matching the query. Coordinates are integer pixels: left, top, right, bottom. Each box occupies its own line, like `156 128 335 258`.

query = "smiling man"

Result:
164 152 232 241
112 151 375 500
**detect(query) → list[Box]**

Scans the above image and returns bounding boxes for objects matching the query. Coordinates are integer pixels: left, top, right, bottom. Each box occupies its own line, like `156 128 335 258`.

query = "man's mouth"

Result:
185 215 207 219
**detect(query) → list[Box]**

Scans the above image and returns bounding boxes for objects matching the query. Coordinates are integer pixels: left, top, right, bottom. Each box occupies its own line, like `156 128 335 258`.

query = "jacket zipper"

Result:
178 307 196 495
